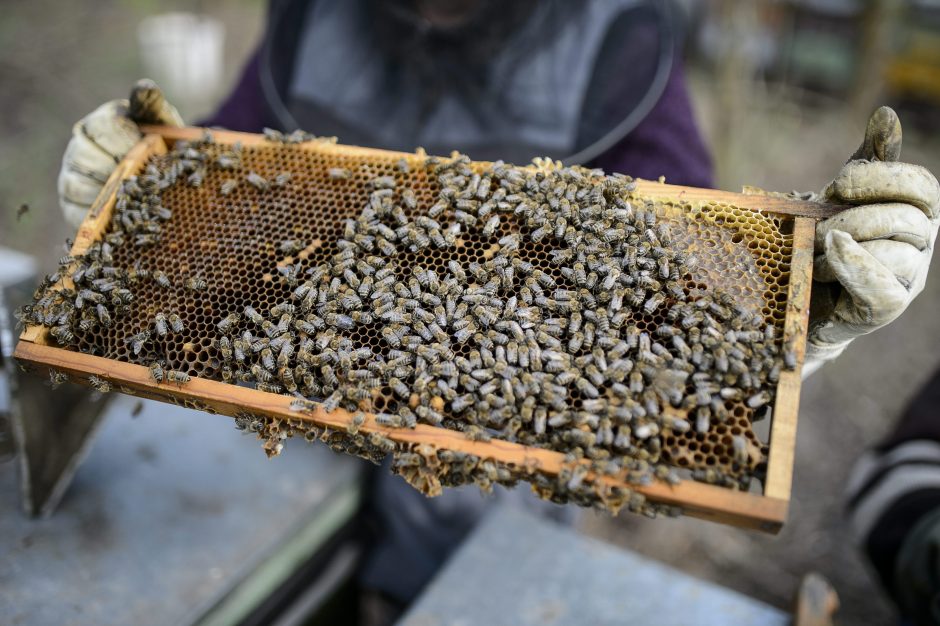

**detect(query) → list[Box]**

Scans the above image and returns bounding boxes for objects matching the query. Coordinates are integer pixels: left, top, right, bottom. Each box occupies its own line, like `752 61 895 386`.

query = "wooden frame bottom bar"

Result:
14 341 788 532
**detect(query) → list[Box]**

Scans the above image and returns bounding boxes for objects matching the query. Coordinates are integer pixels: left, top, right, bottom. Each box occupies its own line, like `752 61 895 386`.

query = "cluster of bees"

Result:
22 129 795 515
18 134 237 389
210 148 792 499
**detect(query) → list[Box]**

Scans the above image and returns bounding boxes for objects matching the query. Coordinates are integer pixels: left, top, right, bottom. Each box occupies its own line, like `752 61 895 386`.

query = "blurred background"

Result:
2 1 940 624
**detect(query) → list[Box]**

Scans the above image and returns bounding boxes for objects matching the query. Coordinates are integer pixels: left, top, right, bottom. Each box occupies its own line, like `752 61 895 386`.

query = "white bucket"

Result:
137 12 225 116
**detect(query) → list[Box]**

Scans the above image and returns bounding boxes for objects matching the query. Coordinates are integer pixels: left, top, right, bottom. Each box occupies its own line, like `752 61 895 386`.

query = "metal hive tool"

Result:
15 126 831 532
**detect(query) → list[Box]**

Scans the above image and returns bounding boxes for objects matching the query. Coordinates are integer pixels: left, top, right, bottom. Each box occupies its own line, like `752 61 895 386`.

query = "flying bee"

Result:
328 167 351 180
272 172 292 187
88 375 111 393
49 369 69 389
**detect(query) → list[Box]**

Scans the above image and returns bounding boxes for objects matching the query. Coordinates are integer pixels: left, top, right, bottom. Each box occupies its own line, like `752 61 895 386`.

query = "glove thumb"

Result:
848 106 902 164
128 79 183 126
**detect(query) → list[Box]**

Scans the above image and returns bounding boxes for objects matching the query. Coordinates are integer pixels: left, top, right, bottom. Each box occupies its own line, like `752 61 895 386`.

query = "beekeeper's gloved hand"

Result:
58 79 183 229
805 106 940 377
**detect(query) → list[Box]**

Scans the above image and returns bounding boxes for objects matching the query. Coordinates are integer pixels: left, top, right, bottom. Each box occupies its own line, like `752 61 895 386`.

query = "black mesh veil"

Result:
260 0 675 165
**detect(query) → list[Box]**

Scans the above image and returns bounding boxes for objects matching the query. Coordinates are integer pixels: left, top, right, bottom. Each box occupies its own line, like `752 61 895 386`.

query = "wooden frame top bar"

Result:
142 125 843 219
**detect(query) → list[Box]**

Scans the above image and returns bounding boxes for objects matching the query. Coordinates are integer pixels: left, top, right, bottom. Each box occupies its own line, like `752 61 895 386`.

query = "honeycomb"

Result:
55 135 793 491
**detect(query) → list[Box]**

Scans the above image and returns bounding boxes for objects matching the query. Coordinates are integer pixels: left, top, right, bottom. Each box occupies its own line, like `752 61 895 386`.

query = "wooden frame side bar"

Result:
764 217 815 501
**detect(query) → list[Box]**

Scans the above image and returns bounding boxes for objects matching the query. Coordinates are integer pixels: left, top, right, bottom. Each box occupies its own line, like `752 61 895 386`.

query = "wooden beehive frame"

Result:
16 126 829 532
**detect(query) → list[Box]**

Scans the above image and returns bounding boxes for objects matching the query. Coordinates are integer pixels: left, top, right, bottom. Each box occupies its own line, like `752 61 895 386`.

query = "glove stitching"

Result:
80 122 123 165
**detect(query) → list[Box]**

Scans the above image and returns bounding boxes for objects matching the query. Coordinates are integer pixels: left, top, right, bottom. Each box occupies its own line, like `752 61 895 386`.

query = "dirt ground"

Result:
3 3 940 624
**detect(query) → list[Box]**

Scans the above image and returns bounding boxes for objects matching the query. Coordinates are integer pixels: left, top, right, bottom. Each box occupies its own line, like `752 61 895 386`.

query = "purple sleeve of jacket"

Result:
589 57 714 188
204 51 714 189
200 51 266 132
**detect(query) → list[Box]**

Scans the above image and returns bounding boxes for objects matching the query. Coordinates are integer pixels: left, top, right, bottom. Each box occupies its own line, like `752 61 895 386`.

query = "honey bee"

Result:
732 435 749 465
96 303 112 328
152 270 171 288
217 313 240 333
347 412 366 435
322 390 343 413
482 215 500 237
88 375 111 393
51 325 74 344
746 391 771 409
168 313 184 333
166 369 191 385
218 336 234 361
216 153 239 169
246 171 269 191
220 179 238 195
185 276 207 291
149 362 165 382
374 412 405 428
154 312 168 336
49 369 69 389
290 398 318 413
124 330 150 355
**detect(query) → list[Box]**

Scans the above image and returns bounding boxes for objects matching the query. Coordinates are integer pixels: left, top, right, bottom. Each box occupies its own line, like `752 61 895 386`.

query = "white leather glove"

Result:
804 106 940 376
58 79 183 228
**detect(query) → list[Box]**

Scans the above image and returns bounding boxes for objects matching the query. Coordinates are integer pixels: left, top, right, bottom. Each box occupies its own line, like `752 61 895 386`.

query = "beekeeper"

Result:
54 0 939 617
